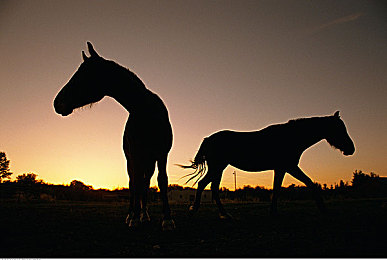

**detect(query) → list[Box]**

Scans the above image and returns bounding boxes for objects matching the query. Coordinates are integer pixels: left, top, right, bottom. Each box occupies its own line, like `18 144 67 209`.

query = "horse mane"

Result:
107 60 146 90
287 115 344 151
287 116 326 124
285 116 332 129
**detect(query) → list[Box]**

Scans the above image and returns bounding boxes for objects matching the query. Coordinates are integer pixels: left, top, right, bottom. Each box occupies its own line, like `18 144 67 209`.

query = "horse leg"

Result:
125 175 135 224
127 158 146 228
129 177 143 228
157 155 175 231
211 176 232 220
123 156 135 225
140 177 151 223
270 169 285 216
123 132 136 226
140 162 155 223
189 174 212 214
287 166 325 213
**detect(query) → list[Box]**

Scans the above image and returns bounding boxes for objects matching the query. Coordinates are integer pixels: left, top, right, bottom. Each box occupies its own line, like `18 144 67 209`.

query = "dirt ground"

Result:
1 198 386 257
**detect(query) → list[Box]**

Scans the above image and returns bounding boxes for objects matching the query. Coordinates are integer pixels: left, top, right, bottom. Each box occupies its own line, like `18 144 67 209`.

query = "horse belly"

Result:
228 150 275 172
229 159 273 172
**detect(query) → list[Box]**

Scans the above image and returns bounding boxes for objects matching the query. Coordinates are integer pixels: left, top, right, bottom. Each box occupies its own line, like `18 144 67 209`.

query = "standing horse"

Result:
181 112 355 218
54 42 175 230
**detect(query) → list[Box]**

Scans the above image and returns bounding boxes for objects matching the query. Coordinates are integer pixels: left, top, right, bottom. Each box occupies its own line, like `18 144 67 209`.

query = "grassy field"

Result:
1 198 386 257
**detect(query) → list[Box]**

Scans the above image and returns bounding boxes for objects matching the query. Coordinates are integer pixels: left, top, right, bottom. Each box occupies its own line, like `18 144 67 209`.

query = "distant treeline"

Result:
0 170 386 203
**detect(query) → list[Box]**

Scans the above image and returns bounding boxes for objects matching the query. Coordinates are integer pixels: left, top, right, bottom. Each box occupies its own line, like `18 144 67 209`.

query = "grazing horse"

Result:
181 112 355 218
54 42 175 230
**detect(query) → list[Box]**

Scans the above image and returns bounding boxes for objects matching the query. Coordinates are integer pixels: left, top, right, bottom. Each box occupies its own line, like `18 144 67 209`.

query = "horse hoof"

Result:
125 214 132 224
162 219 176 231
128 218 141 228
219 213 233 220
188 205 197 215
140 211 151 223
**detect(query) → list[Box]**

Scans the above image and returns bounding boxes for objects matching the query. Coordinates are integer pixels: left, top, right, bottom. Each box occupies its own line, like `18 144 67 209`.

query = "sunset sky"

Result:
0 0 386 190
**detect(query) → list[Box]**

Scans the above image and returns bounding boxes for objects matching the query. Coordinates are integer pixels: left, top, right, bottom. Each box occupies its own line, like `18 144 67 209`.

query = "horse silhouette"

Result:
181 112 355 219
54 42 175 230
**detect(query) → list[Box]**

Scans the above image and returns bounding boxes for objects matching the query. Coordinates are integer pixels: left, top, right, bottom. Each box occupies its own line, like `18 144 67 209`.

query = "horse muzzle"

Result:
54 99 73 116
343 146 355 156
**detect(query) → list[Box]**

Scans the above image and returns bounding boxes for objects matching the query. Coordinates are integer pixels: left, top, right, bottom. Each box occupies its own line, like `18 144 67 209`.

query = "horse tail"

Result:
178 137 210 186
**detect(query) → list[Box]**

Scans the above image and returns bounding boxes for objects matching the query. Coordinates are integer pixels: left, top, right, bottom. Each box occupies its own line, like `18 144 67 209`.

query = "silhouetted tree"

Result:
168 184 183 191
148 186 159 202
352 170 379 188
15 173 44 200
315 182 322 190
68 180 93 201
70 180 92 190
0 152 13 183
16 173 41 185
350 170 385 198
149 186 158 192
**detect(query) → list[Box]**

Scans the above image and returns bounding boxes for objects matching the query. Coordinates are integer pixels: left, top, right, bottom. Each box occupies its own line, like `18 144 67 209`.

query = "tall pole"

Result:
233 171 237 191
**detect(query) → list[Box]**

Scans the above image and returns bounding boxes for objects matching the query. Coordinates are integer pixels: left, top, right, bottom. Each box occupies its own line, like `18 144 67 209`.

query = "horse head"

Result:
325 111 355 156
54 42 108 116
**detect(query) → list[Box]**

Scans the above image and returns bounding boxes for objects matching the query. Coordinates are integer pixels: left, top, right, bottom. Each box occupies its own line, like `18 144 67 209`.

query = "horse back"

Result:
205 126 302 171
209 125 290 149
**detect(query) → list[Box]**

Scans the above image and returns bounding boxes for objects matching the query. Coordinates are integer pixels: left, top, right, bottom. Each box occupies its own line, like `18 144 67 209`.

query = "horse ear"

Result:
87 42 99 57
82 51 89 61
334 111 340 118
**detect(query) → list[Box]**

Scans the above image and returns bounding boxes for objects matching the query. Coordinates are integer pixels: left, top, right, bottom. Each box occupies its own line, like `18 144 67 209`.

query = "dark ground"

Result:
1 198 386 257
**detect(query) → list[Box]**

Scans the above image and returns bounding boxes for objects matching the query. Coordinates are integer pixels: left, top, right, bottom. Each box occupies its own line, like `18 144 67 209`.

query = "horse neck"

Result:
293 117 329 151
104 63 149 113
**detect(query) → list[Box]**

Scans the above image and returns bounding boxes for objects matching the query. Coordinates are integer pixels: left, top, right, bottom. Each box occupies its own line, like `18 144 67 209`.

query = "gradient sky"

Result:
0 0 386 190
